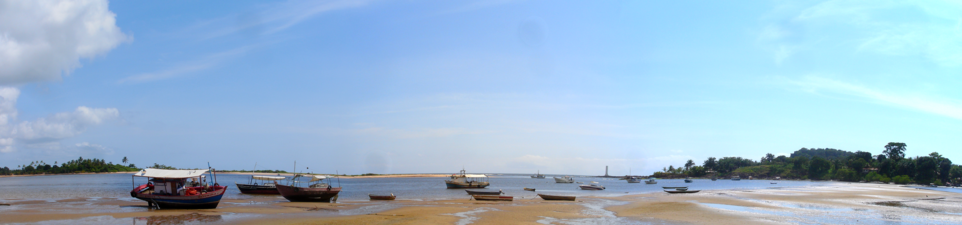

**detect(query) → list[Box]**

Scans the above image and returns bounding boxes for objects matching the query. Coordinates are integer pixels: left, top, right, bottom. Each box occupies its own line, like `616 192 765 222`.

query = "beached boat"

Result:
524 188 536 191
554 176 574 183
275 174 341 202
130 168 226 209
684 177 693 183
645 178 658 184
538 194 576 201
369 193 396 200
665 189 700 194
472 195 513 201
235 175 286 194
662 186 688 189
465 189 502 195
531 170 546 179
732 176 741 181
445 169 490 188
579 181 605 190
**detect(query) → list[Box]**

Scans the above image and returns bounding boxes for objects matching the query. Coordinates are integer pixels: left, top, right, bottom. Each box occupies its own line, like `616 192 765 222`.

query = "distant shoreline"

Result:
0 171 136 178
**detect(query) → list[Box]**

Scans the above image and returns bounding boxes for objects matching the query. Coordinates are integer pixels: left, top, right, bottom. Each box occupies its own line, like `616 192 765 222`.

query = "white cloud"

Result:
0 87 119 153
792 76 962 121
0 0 129 85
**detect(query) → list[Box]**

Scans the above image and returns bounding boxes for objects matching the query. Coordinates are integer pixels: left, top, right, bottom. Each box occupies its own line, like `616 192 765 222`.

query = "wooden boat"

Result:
771 182 777 184
684 177 693 183
531 170 546 179
445 169 490 188
465 189 502 195
579 181 605 190
538 194 576 201
472 195 513 201
369 193 396 200
130 168 227 209
554 176 574 183
662 186 688 189
275 175 341 202
524 188 536 191
732 176 741 181
645 178 658 184
235 175 286 194
665 189 700 194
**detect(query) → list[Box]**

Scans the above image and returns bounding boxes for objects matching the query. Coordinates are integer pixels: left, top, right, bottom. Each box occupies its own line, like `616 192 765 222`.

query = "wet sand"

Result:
2 183 961 224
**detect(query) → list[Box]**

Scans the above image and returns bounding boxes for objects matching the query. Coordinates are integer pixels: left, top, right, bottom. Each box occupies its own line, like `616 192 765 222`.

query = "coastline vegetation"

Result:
653 142 962 186
0 157 139 175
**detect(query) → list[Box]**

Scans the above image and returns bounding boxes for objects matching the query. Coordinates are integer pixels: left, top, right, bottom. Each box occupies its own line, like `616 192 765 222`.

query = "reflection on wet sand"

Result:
134 213 222 225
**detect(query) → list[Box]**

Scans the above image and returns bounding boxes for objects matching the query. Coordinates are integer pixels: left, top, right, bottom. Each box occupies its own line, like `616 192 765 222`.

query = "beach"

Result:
2 181 961 224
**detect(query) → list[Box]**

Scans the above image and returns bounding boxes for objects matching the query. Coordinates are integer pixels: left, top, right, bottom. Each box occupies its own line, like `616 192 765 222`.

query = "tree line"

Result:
0 157 139 175
652 142 962 186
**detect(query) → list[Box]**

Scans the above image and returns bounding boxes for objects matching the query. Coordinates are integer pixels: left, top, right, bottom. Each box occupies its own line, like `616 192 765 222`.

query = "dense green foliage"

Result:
658 142 962 186
0 157 139 175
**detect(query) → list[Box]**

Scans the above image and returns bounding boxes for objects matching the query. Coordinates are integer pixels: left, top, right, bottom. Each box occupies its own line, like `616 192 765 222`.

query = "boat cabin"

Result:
132 168 219 196
286 174 331 188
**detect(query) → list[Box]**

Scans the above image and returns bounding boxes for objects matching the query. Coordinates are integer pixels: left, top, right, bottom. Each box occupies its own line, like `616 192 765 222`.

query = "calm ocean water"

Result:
0 173 839 201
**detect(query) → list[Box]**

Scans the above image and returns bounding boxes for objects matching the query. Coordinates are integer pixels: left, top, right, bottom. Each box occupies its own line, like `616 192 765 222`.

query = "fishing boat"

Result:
445 169 489 188
465 189 502 195
472 195 513 201
554 176 574 183
369 193 396 200
662 186 688 189
275 174 341 202
538 194 576 201
645 178 658 184
579 181 605 190
732 176 741 181
665 188 701 194
531 170 546 179
524 188 536 191
235 175 286 194
130 168 226 209
684 177 693 183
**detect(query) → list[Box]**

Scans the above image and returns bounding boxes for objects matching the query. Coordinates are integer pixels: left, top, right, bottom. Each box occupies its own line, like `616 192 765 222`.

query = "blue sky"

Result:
2 0 961 175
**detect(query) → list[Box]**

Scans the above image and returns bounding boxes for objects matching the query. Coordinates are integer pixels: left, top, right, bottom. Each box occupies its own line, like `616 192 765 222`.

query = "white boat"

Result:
554 176 574 183
531 170 545 179
645 178 658 184
627 177 641 183
579 181 605 190
732 176 741 181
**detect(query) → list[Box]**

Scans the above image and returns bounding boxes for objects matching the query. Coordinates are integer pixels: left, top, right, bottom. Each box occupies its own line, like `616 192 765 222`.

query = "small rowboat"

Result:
662 186 688 189
465 189 502 195
369 193 396 200
523 188 536 191
472 195 513 201
665 189 700 194
538 194 576 201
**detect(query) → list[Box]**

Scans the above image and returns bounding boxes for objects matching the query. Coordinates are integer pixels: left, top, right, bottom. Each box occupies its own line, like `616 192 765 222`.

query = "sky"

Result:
1 0 961 176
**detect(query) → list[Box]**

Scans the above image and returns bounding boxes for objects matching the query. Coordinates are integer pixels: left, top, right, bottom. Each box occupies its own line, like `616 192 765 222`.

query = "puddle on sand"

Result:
535 199 643 225
18 213 256 225
443 207 499 225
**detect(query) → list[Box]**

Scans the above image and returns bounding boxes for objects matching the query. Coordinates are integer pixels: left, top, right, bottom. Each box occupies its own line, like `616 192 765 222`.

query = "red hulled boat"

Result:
274 174 341 202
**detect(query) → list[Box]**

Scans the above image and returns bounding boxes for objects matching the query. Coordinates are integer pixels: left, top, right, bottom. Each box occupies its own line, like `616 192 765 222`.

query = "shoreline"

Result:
2 182 961 224
0 171 136 178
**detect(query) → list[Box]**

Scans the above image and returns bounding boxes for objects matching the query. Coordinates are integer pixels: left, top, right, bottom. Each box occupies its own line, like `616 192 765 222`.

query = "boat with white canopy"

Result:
130 168 226 209
445 169 490 188
236 175 286 194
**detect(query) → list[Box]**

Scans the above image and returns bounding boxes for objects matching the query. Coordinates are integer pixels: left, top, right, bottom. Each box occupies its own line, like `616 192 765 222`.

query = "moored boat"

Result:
732 176 741 181
665 189 701 194
275 174 341 202
554 176 574 183
524 188 536 191
579 181 605 190
662 186 688 189
235 175 286 194
465 189 502 195
645 178 658 184
627 177 641 183
472 195 513 201
684 177 693 183
369 193 396 200
538 194 576 201
531 170 546 179
130 168 227 209
445 169 490 188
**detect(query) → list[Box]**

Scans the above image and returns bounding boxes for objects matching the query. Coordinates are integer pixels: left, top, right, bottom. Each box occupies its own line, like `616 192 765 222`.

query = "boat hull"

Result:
472 195 513 201
665 190 700 194
627 179 641 183
369 195 396 200
131 187 226 209
445 181 489 189
465 190 501 195
579 185 605 190
235 183 279 194
645 181 657 184
275 184 341 202
554 177 574 183
538 194 576 201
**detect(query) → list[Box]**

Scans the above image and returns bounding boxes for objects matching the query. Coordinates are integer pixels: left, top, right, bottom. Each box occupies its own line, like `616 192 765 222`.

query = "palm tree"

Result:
685 159 695 171
122 157 128 166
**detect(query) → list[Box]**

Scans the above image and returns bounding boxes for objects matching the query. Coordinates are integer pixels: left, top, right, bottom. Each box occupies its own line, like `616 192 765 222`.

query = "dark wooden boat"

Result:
662 186 688 189
130 168 227 209
235 176 286 194
369 193 396 200
664 190 701 194
538 194 576 201
465 189 502 195
274 174 341 202
472 195 513 201
523 188 536 191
